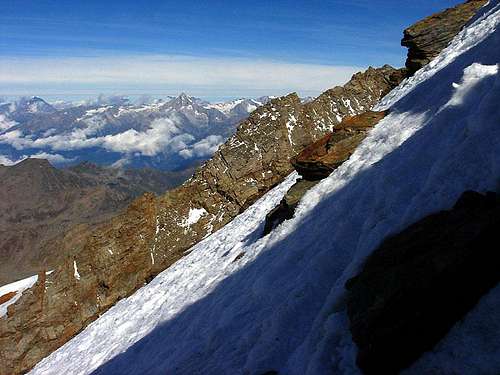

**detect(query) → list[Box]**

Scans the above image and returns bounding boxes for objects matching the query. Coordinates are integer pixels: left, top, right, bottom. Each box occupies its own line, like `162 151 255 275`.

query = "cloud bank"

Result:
0 114 224 161
0 55 362 96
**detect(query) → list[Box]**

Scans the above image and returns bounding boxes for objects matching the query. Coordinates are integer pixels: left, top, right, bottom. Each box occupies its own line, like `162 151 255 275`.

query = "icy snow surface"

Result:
31 2 500 374
180 207 208 228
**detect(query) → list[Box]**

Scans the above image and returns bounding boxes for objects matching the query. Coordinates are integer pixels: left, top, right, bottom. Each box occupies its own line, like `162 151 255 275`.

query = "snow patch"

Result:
286 114 297 147
443 62 498 109
73 261 81 281
180 207 208 228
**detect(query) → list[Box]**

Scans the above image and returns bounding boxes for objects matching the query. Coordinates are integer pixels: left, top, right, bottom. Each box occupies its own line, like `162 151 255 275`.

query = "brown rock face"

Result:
264 110 390 236
0 159 194 285
0 292 17 305
0 65 404 375
346 191 500 375
402 0 487 75
291 111 388 180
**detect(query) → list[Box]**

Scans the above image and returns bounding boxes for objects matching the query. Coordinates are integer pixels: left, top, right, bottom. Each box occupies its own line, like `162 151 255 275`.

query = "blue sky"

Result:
0 0 460 101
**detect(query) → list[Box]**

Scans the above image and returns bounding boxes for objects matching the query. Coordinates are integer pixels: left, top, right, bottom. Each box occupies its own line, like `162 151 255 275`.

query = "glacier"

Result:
30 1 500 374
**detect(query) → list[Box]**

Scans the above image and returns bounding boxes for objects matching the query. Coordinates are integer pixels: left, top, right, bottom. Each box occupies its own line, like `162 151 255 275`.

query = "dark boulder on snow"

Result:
263 179 319 236
291 110 388 181
345 190 500 375
402 0 487 75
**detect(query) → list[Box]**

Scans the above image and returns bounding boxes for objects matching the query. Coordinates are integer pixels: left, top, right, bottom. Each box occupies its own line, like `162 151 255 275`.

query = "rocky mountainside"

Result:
402 0 487 74
0 65 404 374
1 0 492 373
22 1 500 373
0 159 194 285
0 94 266 170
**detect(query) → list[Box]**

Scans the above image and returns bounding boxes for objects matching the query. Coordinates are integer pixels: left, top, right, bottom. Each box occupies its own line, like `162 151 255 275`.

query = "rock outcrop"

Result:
0 292 16 305
263 179 319 236
346 191 500 375
0 159 194 285
0 65 404 375
402 0 487 75
291 111 388 180
264 110 389 235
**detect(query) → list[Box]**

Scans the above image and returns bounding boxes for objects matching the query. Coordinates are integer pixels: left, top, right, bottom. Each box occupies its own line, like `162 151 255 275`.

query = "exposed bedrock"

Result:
402 0 487 75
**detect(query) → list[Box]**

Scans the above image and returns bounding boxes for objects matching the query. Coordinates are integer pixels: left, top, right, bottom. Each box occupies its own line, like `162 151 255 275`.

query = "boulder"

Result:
264 110 389 236
263 179 319 236
346 191 500 374
402 0 487 75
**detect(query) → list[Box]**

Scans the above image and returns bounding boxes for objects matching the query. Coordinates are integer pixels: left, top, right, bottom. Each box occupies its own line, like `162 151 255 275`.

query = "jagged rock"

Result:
291 111 388 180
263 179 319 236
402 0 487 75
0 65 404 375
345 191 500 375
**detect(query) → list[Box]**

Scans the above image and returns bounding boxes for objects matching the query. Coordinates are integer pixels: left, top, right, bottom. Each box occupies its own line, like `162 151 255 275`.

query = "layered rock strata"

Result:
402 0 487 75
290 110 388 180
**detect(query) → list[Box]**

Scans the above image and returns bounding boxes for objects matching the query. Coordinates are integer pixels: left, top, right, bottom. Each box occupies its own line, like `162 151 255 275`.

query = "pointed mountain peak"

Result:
17 96 56 114
177 92 193 104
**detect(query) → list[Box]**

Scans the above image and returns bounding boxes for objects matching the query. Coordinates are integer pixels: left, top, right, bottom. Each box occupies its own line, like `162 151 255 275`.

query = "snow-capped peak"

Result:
18 96 56 114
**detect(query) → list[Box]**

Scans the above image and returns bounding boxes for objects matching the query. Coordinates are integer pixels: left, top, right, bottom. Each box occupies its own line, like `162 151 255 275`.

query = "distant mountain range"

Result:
0 94 272 170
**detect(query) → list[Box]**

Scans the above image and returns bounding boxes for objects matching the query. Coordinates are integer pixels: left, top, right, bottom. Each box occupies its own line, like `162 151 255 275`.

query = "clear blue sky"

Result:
0 0 461 101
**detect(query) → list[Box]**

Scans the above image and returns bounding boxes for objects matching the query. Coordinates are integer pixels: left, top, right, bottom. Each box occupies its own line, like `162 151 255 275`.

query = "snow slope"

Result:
30 2 500 374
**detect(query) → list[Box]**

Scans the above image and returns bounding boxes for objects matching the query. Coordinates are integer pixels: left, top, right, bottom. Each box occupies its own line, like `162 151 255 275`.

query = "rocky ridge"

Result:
402 0 487 75
263 0 490 241
0 65 404 375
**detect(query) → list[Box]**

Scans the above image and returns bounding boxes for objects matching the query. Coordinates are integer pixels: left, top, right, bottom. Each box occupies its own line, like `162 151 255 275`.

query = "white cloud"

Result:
179 135 224 159
0 55 362 96
0 154 16 166
100 117 194 156
0 114 17 131
0 115 204 158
